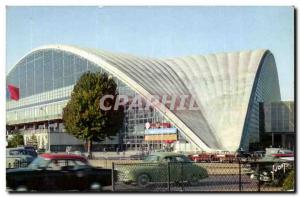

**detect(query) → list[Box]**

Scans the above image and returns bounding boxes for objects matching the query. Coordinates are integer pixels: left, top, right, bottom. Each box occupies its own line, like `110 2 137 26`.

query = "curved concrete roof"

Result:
8 45 280 151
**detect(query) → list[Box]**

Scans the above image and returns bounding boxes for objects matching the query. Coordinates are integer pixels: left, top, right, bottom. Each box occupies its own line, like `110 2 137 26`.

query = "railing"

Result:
6 160 30 169
111 161 294 192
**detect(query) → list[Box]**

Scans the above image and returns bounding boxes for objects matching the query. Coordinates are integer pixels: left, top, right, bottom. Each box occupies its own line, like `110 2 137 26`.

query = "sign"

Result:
163 140 176 144
144 128 177 135
149 122 172 129
144 134 177 141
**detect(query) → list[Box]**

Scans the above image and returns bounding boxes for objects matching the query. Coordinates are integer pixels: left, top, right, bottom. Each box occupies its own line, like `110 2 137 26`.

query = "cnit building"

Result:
6 45 282 152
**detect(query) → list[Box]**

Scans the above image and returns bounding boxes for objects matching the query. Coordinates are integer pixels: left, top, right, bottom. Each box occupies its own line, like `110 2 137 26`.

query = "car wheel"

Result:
89 182 102 191
15 185 28 192
137 174 151 188
188 175 199 186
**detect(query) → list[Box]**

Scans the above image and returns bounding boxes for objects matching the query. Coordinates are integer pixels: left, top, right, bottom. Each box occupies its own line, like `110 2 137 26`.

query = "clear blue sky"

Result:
6 6 294 100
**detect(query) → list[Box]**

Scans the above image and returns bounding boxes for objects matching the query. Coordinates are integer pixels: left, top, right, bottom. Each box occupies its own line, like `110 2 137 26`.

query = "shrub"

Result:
282 170 294 191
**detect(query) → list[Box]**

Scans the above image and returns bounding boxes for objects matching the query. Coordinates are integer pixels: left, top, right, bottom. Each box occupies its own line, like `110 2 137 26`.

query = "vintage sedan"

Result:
6 153 114 192
6 148 36 169
117 152 208 188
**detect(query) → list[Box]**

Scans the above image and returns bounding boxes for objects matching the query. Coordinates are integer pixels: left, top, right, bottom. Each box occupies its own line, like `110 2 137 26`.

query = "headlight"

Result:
122 170 130 175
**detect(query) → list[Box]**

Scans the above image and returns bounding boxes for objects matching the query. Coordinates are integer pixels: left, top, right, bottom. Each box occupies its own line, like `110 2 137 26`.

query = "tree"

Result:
29 134 38 149
62 72 124 158
7 133 24 148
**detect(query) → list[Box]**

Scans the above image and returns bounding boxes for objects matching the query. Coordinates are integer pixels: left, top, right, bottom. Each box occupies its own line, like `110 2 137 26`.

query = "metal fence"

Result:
112 161 294 192
6 160 30 169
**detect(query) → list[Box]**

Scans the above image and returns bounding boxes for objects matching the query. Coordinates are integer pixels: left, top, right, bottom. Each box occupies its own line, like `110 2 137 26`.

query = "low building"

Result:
261 101 294 150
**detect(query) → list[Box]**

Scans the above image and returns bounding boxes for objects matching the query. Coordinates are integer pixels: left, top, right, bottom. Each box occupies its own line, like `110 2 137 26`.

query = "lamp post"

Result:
48 122 51 152
135 127 137 152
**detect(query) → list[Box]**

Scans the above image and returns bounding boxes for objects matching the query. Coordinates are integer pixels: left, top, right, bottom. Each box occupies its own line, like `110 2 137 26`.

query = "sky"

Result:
6 6 294 100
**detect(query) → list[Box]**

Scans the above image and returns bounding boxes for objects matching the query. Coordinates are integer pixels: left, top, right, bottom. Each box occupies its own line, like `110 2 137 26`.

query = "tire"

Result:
137 174 151 188
89 182 102 191
15 185 28 192
188 175 199 186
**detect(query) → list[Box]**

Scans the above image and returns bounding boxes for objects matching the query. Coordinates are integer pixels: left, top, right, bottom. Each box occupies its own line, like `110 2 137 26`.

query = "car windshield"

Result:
144 155 160 162
278 150 293 154
28 157 50 169
175 155 192 162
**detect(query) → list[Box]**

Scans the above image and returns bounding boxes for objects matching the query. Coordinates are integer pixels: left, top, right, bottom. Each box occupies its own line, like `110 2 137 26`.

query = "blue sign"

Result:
145 128 177 135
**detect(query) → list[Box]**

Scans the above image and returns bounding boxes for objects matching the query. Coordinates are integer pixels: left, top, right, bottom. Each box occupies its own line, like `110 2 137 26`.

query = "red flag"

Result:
8 84 20 101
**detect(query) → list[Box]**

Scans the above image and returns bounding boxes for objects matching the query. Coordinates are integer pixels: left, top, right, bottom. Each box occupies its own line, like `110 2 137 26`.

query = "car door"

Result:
161 156 180 182
64 159 92 191
173 156 192 181
42 159 70 191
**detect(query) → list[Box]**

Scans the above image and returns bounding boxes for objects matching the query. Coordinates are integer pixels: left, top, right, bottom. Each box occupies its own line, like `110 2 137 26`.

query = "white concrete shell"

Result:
7 45 281 151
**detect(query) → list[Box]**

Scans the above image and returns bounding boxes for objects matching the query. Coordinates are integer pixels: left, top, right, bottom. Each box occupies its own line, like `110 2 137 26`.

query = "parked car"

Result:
265 148 294 160
6 153 115 191
249 160 293 186
237 151 252 161
252 151 266 159
117 152 208 188
188 152 214 162
15 146 38 158
6 148 36 169
22 146 37 152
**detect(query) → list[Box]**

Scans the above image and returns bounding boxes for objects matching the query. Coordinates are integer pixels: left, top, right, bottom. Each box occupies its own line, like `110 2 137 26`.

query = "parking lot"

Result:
6 151 294 192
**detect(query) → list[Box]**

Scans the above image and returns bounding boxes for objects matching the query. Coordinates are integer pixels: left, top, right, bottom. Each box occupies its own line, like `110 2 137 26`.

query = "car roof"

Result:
148 152 185 157
40 153 87 162
7 147 26 151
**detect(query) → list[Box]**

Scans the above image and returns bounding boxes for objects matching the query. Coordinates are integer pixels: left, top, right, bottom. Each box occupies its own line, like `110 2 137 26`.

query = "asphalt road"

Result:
6 175 280 192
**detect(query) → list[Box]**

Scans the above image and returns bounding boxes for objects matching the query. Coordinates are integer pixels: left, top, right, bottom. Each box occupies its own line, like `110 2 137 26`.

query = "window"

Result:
162 157 176 162
47 159 67 171
174 156 190 162
144 155 160 162
66 159 89 170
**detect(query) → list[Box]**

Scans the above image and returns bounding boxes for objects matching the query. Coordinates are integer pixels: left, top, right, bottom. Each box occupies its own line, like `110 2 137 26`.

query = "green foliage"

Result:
282 170 294 191
28 134 38 149
62 72 124 143
7 133 24 148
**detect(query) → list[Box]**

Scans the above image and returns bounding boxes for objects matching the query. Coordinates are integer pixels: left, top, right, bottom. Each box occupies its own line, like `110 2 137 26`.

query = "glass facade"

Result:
240 53 281 150
264 101 294 133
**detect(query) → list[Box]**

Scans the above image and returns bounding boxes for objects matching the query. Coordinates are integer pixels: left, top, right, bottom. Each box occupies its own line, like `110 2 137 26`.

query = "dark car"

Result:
6 153 114 192
237 151 252 161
